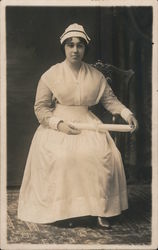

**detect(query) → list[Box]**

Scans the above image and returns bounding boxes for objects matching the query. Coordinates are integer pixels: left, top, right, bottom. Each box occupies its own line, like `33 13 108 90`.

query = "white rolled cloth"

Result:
68 122 133 133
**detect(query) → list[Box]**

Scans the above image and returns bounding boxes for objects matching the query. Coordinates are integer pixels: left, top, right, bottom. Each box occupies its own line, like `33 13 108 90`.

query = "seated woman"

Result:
18 23 138 229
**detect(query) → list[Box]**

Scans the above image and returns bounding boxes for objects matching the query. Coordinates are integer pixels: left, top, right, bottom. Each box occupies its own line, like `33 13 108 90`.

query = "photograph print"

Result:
1 0 157 249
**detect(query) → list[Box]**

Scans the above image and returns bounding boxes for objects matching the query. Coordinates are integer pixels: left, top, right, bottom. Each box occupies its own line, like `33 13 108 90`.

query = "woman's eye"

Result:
67 43 74 48
77 44 84 48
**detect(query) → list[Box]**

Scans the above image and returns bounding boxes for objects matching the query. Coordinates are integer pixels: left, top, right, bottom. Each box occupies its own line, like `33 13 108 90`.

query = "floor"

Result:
7 184 151 245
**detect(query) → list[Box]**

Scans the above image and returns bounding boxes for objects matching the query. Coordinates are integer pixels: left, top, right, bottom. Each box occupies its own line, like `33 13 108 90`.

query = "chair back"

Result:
90 60 135 152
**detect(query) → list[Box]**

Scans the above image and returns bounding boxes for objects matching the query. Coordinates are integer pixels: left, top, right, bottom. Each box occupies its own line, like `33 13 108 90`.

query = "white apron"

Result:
18 104 128 223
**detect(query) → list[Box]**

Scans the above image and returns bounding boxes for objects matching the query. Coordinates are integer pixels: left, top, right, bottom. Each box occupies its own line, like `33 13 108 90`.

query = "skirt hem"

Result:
18 208 128 224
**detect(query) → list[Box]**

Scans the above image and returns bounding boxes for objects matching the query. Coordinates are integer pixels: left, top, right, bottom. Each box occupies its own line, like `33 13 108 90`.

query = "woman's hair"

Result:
60 37 89 57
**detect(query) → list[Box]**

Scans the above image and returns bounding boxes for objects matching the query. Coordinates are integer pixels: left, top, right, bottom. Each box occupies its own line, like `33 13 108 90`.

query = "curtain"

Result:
96 7 152 181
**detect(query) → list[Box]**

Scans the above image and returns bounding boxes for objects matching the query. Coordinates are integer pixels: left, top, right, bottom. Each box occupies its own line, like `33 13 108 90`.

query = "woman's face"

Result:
64 37 85 64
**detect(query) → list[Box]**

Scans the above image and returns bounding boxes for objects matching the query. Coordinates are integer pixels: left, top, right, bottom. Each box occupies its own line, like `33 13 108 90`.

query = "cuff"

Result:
48 117 63 130
121 108 133 122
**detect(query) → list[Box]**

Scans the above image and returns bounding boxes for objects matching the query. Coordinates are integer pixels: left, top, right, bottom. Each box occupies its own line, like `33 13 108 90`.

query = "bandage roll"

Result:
68 122 133 132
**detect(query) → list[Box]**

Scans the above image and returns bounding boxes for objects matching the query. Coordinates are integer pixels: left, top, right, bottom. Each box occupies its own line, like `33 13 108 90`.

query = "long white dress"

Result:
18 60 129 224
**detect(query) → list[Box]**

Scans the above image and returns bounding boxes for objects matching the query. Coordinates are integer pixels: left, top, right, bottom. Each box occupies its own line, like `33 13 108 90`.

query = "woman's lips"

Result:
72 55 79 58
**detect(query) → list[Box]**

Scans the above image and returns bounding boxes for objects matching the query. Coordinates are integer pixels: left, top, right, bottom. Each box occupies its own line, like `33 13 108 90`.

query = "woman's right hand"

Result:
57 121 81 135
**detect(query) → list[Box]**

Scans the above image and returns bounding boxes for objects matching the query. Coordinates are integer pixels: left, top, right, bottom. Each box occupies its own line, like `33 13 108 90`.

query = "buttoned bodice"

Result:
41 60 106 106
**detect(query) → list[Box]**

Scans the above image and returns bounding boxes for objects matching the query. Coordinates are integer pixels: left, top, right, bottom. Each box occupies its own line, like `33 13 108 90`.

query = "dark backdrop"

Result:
6 6 152 187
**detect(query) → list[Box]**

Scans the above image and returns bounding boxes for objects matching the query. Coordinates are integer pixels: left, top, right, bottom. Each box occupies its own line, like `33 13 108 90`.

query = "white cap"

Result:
60 23 91 44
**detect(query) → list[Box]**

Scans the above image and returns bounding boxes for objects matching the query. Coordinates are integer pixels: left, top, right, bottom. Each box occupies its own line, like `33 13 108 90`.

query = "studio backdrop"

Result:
6 6 152 187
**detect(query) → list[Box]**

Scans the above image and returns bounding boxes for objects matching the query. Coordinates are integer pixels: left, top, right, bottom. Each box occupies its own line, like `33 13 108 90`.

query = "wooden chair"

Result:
90 60 135 165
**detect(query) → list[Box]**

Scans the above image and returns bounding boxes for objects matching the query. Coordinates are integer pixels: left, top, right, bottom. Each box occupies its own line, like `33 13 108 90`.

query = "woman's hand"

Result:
57 121 81 135
127 115 139 133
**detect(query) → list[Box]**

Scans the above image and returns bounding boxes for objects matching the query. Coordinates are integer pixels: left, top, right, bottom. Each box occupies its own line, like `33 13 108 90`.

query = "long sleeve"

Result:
100 78 133 121
34 78 62 129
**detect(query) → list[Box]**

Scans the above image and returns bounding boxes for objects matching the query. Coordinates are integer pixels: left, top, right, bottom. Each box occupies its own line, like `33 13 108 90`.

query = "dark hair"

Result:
60 37 89 57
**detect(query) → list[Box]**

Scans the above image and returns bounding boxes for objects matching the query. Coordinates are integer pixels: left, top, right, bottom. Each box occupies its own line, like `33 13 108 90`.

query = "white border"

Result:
0 0 158 6
0 0 7 249
0 0 158 249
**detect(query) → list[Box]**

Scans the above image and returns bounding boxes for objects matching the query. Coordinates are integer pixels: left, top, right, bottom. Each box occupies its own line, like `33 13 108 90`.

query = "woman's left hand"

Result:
127 115 138 133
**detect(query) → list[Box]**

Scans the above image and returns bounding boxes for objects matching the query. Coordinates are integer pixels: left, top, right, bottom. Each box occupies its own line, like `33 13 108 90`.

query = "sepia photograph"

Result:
0 0 158 249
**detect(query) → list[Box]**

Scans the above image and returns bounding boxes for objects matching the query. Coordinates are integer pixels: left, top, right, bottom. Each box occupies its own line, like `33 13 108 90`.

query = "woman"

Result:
18 23 138 228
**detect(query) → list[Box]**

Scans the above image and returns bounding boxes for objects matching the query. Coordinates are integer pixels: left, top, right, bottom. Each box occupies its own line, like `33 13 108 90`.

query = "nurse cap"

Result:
60 23 91 44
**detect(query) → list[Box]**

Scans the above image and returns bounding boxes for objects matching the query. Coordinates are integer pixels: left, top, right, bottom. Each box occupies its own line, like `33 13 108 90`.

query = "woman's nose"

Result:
73 45 78 52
